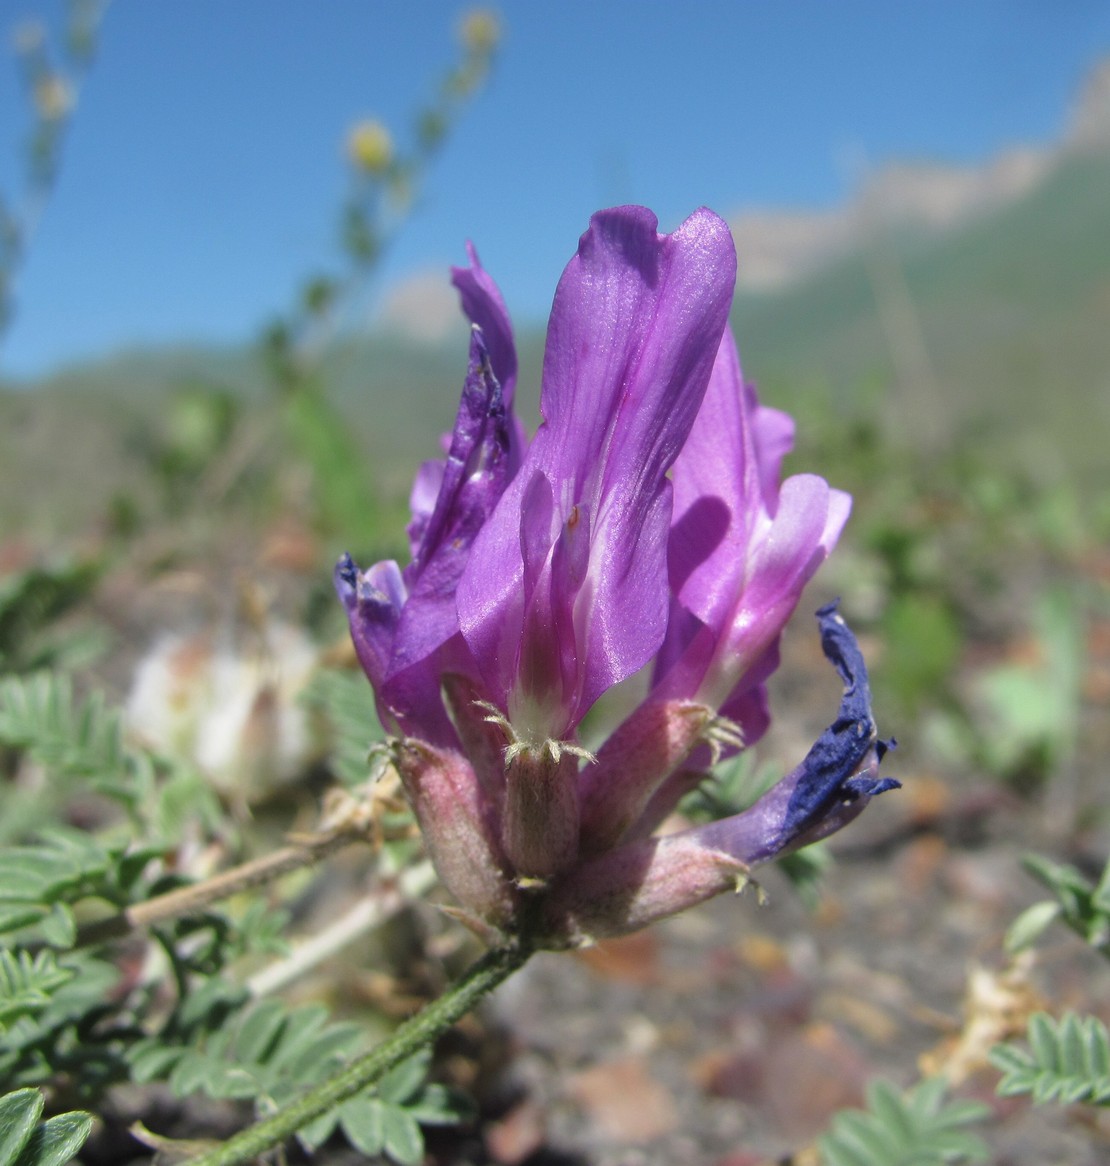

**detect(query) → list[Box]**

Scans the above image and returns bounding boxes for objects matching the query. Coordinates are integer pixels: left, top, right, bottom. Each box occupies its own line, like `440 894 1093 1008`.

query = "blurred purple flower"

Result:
336 206 897 946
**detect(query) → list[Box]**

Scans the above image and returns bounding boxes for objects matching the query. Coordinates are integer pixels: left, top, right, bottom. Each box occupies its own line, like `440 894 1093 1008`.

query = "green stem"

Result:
182 942 532 1166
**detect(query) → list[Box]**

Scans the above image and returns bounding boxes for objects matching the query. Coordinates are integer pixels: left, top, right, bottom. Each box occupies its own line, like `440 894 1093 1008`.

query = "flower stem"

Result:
181 941 533 1166
74 827 368 948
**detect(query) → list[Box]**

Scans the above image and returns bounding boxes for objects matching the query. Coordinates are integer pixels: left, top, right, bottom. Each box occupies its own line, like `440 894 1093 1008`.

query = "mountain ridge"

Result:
728 55 1110 294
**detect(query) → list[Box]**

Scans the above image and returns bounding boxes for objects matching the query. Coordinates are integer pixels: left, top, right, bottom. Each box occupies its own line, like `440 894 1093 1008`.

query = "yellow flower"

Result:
459 8 500 55
346 120 393 175
33 74 74 121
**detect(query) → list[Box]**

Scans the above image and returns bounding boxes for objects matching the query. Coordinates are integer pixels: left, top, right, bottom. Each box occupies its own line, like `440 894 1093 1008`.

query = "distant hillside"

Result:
2 143 1107 538
731 149 1110 480
0 330 546 538
727 55 1110 294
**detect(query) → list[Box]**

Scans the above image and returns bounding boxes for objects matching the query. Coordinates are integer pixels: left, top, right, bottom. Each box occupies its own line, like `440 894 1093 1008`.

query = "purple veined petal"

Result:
386 328 514 690
749 387 795 514
406 327 513 583
519 470 557 600
657 322 851 712
512 483 594 742
334 554 406 729
407 240 527 578
452 242 527 474
406 459 445 560
340 327 518 745
452 241 518 405
458 206 737 739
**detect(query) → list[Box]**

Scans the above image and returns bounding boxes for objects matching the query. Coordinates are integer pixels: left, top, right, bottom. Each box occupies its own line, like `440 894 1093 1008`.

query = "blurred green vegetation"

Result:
737 150 1110 489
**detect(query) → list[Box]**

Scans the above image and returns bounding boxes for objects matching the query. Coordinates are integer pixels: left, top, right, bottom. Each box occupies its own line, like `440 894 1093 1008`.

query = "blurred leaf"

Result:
972 587 1082 787
282 387 376 540
0 672 124 781
819 1077 989 1166
300 666 385 786
0 1090 42 1166
1019 852 1110 957
0 563 101 674
381 1105 424 1166
338 1096 385 1156
878 592 962 715
992 1012 1110 1105
11 1108 94 1166
0 952 73 1032
378 1050 431 1105
1005 900 1063 955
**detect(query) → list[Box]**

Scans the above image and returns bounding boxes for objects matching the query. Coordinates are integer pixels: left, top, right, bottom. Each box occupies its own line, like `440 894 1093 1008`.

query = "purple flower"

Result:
337 206 897 947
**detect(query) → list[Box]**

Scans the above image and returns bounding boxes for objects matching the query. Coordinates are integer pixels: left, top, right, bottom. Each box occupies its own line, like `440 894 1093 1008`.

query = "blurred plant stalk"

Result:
1 0 108 344
262 9 500 548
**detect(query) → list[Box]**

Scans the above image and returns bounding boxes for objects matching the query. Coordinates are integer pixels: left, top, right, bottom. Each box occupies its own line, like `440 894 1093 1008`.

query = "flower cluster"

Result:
337 206 896 948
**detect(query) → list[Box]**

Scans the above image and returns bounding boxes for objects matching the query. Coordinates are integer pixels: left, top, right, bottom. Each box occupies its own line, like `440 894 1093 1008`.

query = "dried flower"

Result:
337 206 897 946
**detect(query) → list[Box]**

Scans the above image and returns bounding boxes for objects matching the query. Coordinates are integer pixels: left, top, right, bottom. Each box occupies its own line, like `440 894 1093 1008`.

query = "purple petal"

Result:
511 476 596 739
452 242 527 475
696 602 898 864
665 328 762 626
386 328 514 689
406 327 512 583
452 241 518 405
656 322 851 710
750 389 795 513
341 326 518 744
334 553 406 729
458 206 737 738
406 459 445 559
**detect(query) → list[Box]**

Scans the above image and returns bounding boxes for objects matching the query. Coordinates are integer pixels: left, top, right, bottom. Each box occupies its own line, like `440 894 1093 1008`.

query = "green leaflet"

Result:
0 1089 92 1166
819 1078 989 1166
991 1012 1110 1106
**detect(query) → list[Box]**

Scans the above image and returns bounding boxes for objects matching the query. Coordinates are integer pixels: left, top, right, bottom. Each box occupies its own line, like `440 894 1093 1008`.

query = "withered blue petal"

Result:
778 601 899 842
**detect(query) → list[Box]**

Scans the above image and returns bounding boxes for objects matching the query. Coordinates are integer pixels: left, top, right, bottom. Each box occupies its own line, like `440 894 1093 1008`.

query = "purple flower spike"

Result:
457 206 737 744
337 206 898 948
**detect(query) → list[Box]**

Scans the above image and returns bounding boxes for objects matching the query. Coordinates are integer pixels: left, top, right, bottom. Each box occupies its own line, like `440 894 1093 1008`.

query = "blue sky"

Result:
2 0 1109 379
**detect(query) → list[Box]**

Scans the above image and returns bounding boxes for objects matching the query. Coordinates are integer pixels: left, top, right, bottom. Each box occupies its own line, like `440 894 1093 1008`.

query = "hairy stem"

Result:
182 941 532 1166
